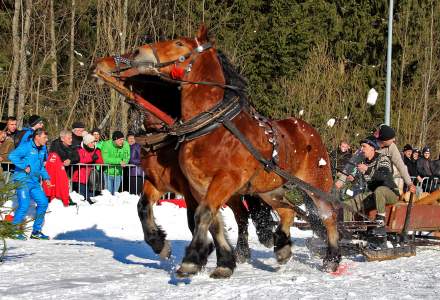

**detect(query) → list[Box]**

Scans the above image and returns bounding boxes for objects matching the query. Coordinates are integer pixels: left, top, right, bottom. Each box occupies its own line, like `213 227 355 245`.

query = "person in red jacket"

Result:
72 134 103 204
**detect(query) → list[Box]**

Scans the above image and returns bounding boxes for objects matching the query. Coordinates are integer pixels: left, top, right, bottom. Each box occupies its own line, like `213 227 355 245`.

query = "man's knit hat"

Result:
28 115 43 127
403 144 413 152
72 121 85 129
376 124 396 141
422 146 431 154
112 130 124 141
360 135 380 150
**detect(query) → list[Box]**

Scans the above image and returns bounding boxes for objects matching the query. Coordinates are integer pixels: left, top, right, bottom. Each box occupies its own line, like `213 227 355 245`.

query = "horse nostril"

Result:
133 49 140 56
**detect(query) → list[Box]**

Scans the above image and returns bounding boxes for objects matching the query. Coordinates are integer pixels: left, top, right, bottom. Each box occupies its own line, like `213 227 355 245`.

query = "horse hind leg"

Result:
209 212 236 278
272 207 294 264
227 195 251 263
137 181 171 259
307 193 341 272
259 190 295 264
246 195 274 248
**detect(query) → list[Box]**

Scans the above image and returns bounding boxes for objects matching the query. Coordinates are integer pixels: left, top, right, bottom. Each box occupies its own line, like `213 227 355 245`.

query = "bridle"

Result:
112 38 243 91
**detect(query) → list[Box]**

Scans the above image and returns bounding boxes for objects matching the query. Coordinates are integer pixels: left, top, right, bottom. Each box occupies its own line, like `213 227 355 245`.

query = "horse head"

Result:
92 50 182 129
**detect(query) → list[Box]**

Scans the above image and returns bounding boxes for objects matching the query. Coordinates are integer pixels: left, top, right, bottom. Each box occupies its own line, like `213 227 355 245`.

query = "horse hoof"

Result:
159 240 171 259
275 244 292 265
176 262 200 278
210 267 233 279
322 260 339 273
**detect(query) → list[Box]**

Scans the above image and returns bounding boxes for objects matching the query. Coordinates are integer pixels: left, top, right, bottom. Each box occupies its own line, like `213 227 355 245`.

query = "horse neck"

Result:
180 51 225 121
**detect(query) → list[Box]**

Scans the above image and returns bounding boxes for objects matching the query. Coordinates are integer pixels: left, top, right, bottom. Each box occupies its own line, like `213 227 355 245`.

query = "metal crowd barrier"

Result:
1 162 176 199
68 163 145 195
411 176 439 193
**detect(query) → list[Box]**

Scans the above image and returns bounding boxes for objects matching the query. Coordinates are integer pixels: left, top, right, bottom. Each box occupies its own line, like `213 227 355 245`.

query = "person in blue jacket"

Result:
15 115 44 147
8 128 52 240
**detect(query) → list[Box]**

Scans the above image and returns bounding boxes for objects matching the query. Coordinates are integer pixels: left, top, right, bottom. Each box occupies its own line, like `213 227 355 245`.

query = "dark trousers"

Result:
72 182 97 202
129 176 144 195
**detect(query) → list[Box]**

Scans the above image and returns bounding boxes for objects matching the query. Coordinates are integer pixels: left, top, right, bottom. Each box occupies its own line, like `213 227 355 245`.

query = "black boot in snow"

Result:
368 215 387 250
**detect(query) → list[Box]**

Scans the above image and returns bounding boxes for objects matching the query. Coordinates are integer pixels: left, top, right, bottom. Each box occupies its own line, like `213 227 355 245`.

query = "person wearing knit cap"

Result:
71 133 103 204
71 121 85 148
335 135 399 248
101 131 130 195
15 115 45 149
416 145 435 192
374 124 416 194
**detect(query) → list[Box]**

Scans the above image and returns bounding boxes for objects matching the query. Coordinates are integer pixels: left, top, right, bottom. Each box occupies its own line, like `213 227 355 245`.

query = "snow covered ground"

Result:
1 192 440 299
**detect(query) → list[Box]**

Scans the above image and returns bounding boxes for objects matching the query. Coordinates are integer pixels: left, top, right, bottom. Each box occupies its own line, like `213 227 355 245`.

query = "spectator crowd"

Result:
0 115 144 240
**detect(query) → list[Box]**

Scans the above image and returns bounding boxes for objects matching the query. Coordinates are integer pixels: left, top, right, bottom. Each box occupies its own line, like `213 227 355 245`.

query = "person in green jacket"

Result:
101 131 130 195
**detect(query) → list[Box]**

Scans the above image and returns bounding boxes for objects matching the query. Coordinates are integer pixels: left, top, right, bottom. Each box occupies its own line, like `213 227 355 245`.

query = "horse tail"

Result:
301 191 328 240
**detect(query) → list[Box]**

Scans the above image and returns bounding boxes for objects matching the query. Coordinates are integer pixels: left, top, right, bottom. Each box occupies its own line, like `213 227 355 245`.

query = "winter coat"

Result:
433 160 440 177
129 143 143 176
0 137 14 162
363 152 399 195
72 144 104 184
15 127 48 160
417 157 435 177
72 133 83 149
43 152 70 206
8 140 50 184
377 143 412 185
50 138 80 164
101 140 130 176
403 156 418 177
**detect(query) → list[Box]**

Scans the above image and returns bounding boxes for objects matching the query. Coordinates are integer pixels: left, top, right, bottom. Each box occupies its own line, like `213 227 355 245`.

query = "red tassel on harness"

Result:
170 65 185 80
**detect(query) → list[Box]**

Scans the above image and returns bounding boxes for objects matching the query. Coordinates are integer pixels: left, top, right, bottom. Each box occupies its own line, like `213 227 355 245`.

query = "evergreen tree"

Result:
0 180 21 262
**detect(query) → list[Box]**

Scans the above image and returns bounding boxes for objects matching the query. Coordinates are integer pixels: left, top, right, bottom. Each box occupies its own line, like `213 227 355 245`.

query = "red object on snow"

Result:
43 152 70 206
157 199 187 208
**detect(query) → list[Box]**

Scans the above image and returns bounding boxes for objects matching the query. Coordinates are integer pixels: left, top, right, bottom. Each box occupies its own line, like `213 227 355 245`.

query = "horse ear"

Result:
196 24 208 43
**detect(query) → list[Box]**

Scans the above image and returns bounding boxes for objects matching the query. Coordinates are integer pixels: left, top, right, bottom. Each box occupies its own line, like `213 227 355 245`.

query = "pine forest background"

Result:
0 0 439 154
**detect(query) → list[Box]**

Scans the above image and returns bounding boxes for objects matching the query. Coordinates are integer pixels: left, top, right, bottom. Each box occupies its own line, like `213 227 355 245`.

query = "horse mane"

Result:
217 50 248 91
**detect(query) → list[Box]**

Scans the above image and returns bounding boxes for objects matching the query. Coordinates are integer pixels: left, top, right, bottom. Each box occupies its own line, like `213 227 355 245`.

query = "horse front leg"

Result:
308 194 341 272
177 172 238 278
137 181 171 259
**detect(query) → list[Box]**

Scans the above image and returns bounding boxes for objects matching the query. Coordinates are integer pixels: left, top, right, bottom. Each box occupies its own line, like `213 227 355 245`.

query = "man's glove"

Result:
92 153 99 163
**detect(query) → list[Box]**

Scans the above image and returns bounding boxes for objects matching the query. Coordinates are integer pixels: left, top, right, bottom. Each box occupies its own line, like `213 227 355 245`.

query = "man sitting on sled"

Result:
334 136 399 247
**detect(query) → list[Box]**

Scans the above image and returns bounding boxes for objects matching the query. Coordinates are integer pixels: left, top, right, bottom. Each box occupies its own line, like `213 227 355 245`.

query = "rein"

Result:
101 41 371 221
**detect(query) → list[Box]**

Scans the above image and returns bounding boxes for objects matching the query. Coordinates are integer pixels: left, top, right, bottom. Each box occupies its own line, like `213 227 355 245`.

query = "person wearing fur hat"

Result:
374 124 416 194
335 135 399 248
71 121 85 148
72 134 104 204
402 144 417 179
101 131 130 195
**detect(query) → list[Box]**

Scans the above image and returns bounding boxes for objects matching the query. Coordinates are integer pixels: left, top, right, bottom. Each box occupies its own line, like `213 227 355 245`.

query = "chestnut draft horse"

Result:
91 57 274 263
124 25 340 278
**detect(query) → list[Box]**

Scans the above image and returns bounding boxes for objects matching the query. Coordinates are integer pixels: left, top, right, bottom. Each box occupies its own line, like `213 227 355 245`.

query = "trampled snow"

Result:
1 192 440 299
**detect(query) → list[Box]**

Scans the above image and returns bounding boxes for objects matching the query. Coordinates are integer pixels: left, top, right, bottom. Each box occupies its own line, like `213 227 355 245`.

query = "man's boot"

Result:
369 214 387 249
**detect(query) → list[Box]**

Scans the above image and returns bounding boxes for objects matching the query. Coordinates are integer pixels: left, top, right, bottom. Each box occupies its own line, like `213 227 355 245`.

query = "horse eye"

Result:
176 41 184 47
133 49 140 56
